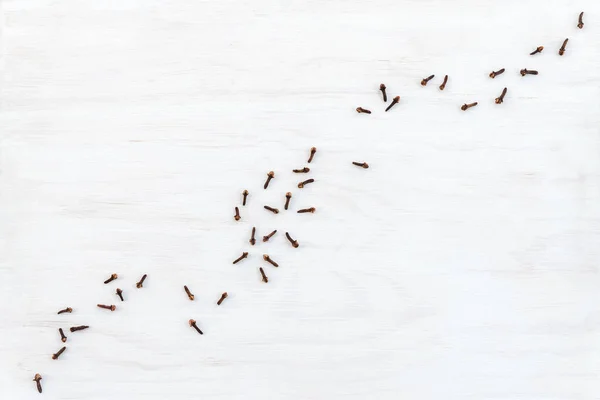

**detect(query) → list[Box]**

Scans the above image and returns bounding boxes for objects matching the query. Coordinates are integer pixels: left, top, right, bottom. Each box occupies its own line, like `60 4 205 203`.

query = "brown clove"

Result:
285 232 299 248
489 68 505 79
217 292 228 306
461 102 478 111
495 88 507 104
184 285 194 301
385 96 400 112
263 254 279 267
307 147 317 163
530 46 544 55
57 307 73 315
233 252 249 264
439 75 448 90
259 267 269 283
284 192 292 210
263 229 277 242
136 274 147 288
264 171 275 189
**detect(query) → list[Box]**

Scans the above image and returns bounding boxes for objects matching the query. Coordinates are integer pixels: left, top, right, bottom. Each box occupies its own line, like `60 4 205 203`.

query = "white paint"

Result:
1 1 600 399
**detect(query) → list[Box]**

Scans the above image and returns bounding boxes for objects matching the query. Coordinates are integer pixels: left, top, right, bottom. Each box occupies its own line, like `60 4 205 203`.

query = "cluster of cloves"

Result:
231 147 320 285
36 272 150 393
356 83 401 114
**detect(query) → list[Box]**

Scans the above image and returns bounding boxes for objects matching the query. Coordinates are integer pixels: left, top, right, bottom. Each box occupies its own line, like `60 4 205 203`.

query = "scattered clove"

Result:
298 178 314 188
578 12 584 29
530 46 544 55
233 252 249 264
307 147 317 163
263 254 279 267
284 192 292 210
439 75 448 90
217 292 228 306
59 328 67 343
259 267 269 283
379 84 388 103
52 346 66 360
461 102 478 111
242 190 249 206
293 167 310 173
385 96 400 112
495 88 507 104
559 38 568 56
421 74 435 86
97 304 116 311
264 171 275 189
263 229 277 242
285 232 299 248
104 274 118 284
352 162 369 169
69 325 89 332
234 206 241 221
297 207 316 214
57 307 73 315
520 69 538 76
356 107 371 114
249 227 256 245
136 274 147 288
184 285 194 301
33 374 42 393
116 288 124 301
189 319 203 335
489 68 505 79
264 205 279 214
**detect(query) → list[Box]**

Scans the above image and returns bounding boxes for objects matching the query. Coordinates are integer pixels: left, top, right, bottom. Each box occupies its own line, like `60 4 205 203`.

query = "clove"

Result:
298 178 314 188
285 232 299 248
307 147 317 163
184 285 194 301
136 274 147 288
495 87 507 104
52 346 66 360
461 102 478 111
217 292 228 306
263 229 277 242
59 328 67 343
259 267 269 283
284 192 292 210
189 319 203 335
264 171 275 189
530 46 544 55
489 68 505 79
559 38 568 56
263 254 279 267
233 252 249 264
385 96 400 112
439 75 448 90
421 74 435 86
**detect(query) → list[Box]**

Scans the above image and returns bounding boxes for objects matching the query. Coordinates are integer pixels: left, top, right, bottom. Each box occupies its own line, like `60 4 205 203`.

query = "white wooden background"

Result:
1 1 600 399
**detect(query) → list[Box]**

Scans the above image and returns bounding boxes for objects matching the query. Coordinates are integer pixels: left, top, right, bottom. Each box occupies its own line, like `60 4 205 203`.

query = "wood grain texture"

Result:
1 1 600 399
